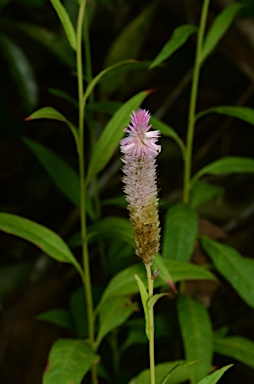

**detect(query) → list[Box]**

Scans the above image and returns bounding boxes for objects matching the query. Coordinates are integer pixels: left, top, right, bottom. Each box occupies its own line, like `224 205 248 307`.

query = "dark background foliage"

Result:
0 0 254 383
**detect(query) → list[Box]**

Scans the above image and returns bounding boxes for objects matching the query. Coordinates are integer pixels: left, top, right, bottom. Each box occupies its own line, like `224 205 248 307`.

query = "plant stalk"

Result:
145 263 155 384
183 0 211 204
77 2 97 383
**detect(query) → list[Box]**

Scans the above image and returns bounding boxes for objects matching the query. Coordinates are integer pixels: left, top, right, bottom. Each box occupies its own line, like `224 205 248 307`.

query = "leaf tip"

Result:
146 88 157 95
24 116 31 121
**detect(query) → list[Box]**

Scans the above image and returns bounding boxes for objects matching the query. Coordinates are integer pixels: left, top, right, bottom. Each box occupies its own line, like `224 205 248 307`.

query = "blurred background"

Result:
0 0 254 382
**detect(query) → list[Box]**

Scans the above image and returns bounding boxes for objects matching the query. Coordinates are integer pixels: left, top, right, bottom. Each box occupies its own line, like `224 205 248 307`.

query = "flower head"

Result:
120 109 161 158
120 108 161 264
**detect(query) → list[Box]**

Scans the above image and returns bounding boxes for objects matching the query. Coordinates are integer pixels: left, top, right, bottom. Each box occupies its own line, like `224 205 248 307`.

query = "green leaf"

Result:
25 106 79 148
96 264 145 310
190 180 224 209
149 24 197 69
165 259 217 283
148 293 169 310
97 259 217 313
197 365 233 384
86 90 148 183
134 274 149 339
196 105 254 125
201 237 254 308
150 116 185 155
0 33 38 112
201 3 242 63
83 60 138 104
153 253 175 290
162 203 198 261
129 360 198 384
49 0 77 51
95 296 137 349
161 361 200 384
214 336 254 369
192 157 254 186
37 309 73 330
24 138 80 206
177 295 213 383
43 339 98 384
0 213 83 276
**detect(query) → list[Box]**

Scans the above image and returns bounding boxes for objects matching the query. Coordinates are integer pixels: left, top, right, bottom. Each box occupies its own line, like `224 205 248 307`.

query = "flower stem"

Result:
183 0 211 204
145 263 155 384
77 2 97 383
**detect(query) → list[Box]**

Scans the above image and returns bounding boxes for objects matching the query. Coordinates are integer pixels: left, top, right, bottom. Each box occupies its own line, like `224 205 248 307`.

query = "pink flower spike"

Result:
120 108 161 264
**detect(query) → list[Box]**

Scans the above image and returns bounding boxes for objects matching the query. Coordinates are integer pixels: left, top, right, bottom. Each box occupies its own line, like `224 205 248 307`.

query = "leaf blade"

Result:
150 24 197 69
214 336 254 369
177 295 213 383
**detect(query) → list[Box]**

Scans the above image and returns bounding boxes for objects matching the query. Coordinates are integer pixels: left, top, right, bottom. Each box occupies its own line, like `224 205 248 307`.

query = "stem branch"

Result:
145 263 155 384
183 0 211 203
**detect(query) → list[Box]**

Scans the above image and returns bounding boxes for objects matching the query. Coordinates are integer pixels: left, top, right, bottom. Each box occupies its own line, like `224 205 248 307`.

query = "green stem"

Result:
77 2 97 383
183 0 211 204
145 263 155 384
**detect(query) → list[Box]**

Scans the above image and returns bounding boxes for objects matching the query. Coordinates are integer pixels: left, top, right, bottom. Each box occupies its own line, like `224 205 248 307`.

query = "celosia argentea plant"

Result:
121 109 161 384
1 0 254 383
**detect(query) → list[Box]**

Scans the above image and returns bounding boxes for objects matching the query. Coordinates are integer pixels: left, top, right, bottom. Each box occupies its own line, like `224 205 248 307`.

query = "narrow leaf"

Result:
0 213 83 276
214 336 254 369
197 365 233 384
153 253 176 291
25 106 79 148
87 217 134 245
83 60 138 104
43 339 98 384
201 3 242 62
150 24 197 69
148 293 169 310
162 203 198 261
0 33 38 112
130 360 198 384
177 295 213 383
95 296 137 348
165 259 217 284
161 360 199 384
134 274 149 339
86 90 148 183
150 116 185 155
49 0 76 50
201 237 254 308
192 156 254 186
24 138 80 206
196 105 254 126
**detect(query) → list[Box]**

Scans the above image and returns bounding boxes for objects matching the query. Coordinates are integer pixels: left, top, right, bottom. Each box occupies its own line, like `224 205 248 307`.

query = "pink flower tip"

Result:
120 108 161 158
24 116 31 121
168 280 177 293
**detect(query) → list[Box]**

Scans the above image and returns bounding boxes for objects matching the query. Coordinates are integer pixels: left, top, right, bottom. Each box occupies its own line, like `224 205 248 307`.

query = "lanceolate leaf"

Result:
97 259 217 311
0 33 38 112
177 295 213 383
192 156 254 186
150 116 185 155
162 203 198 261
201 237 254 308
95 296 137 349
25 106 79 149
43 339 98 384
0 213 83 276
196 105 254 125
213 336 254 369
135 274 149 339
83 60 138 104
129 360 198 384
149 24 197 69
200 3 242 63
24 138 80 206
197 365 233 384
190 180 224 209
49 0 77 51
86 90 148 183
161 361 199 384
